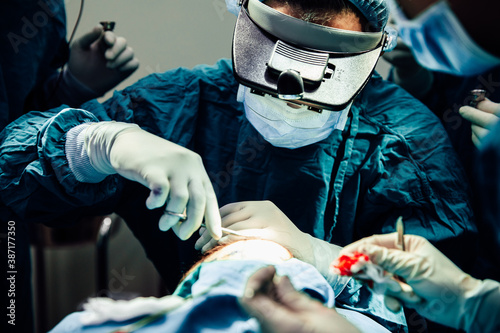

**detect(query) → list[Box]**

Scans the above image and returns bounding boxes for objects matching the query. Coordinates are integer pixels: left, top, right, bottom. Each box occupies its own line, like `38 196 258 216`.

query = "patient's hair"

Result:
265 0 370 31
180 237 294 283
180 238 250 282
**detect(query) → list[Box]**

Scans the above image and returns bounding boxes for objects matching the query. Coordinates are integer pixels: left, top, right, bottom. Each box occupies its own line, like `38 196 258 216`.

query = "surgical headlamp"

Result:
232 0 390 111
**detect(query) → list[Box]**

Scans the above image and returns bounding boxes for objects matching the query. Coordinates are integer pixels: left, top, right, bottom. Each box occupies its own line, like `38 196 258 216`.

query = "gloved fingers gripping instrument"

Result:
232 0 391 111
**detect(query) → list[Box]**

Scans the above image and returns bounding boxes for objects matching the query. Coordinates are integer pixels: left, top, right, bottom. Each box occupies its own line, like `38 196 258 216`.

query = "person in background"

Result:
382 0 500 281
1 1 138 332
1 0 139 130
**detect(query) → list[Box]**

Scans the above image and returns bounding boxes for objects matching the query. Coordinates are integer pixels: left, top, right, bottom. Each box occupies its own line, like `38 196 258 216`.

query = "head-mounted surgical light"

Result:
232 0 390 111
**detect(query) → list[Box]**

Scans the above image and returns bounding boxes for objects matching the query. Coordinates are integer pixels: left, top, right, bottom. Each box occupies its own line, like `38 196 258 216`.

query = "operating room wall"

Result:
35 0 237 331
66 0 238 100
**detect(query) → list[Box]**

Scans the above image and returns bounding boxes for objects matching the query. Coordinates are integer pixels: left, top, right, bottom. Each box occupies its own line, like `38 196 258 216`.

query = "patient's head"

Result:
182 239 293 281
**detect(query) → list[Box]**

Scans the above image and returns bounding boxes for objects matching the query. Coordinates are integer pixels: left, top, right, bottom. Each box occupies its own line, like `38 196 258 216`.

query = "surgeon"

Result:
0 0 477 329
382 0 500 282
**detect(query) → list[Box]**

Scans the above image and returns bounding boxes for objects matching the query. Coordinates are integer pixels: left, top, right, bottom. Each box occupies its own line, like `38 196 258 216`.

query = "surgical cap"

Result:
226 0 389 32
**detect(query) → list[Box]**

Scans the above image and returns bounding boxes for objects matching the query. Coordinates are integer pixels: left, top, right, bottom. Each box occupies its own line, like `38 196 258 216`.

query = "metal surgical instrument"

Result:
201 223 247 237
396 216 405 251
469 89 486 108
100 21 116 32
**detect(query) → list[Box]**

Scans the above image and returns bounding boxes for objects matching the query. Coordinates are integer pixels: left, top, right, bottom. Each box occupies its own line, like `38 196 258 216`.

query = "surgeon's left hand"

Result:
459 98 500 148
240 265 361 333
68 25 139 96
195 201 313 260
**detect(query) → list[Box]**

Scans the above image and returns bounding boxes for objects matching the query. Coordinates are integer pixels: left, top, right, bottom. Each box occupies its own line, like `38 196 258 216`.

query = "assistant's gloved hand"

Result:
239 266 361 333
459 98 500 148
340 233 500 332
195 201 341 282
83 121 222 241
67 25 139 96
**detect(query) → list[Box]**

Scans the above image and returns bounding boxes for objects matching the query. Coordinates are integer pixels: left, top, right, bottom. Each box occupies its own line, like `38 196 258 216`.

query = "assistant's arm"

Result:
341 233 500 333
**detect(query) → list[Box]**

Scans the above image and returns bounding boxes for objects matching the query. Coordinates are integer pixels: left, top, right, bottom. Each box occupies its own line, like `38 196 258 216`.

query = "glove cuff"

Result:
461 279 500 332
84 121 140 175
67 123 109 183
306 234 343 285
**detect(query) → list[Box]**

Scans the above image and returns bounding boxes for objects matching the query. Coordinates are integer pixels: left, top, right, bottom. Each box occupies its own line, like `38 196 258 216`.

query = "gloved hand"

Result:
340 233 491 331
239 265 361 333
459 98 500 148
68 25 139 96
195 201 341 281
83 121 222 241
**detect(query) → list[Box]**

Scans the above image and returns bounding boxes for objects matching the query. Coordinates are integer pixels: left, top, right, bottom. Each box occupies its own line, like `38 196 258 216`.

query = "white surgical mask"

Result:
237 85 351 149
387 0 500 76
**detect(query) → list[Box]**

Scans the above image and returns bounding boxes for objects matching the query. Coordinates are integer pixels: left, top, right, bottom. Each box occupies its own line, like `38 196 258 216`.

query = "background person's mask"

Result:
387 0 500 76
238 85 351 149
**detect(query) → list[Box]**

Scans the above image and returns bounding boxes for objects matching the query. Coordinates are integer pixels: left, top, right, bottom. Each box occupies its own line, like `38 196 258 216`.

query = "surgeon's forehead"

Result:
264 0 364 31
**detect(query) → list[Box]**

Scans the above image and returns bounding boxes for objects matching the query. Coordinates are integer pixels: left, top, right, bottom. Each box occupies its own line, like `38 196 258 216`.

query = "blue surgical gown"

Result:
0 59 477 295
406 67 500 281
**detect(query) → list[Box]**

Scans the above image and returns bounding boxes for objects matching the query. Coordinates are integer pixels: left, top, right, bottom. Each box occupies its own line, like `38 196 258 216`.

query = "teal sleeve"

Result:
0 107 121 224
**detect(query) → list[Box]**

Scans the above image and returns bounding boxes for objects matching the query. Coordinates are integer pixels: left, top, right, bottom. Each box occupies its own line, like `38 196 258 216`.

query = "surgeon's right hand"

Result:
340 233 485 331
84 121 222 240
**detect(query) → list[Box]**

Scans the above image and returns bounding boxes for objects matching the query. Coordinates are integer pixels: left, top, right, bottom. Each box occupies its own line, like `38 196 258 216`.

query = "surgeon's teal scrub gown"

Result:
0 59 479 331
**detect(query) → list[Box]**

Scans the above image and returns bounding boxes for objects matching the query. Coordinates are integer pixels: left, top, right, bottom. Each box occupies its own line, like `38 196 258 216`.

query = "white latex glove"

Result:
68 25 139 95
239 266 361 333
84 121 222 240
340 233 500 332
195 201 341 282
459 98 500 148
